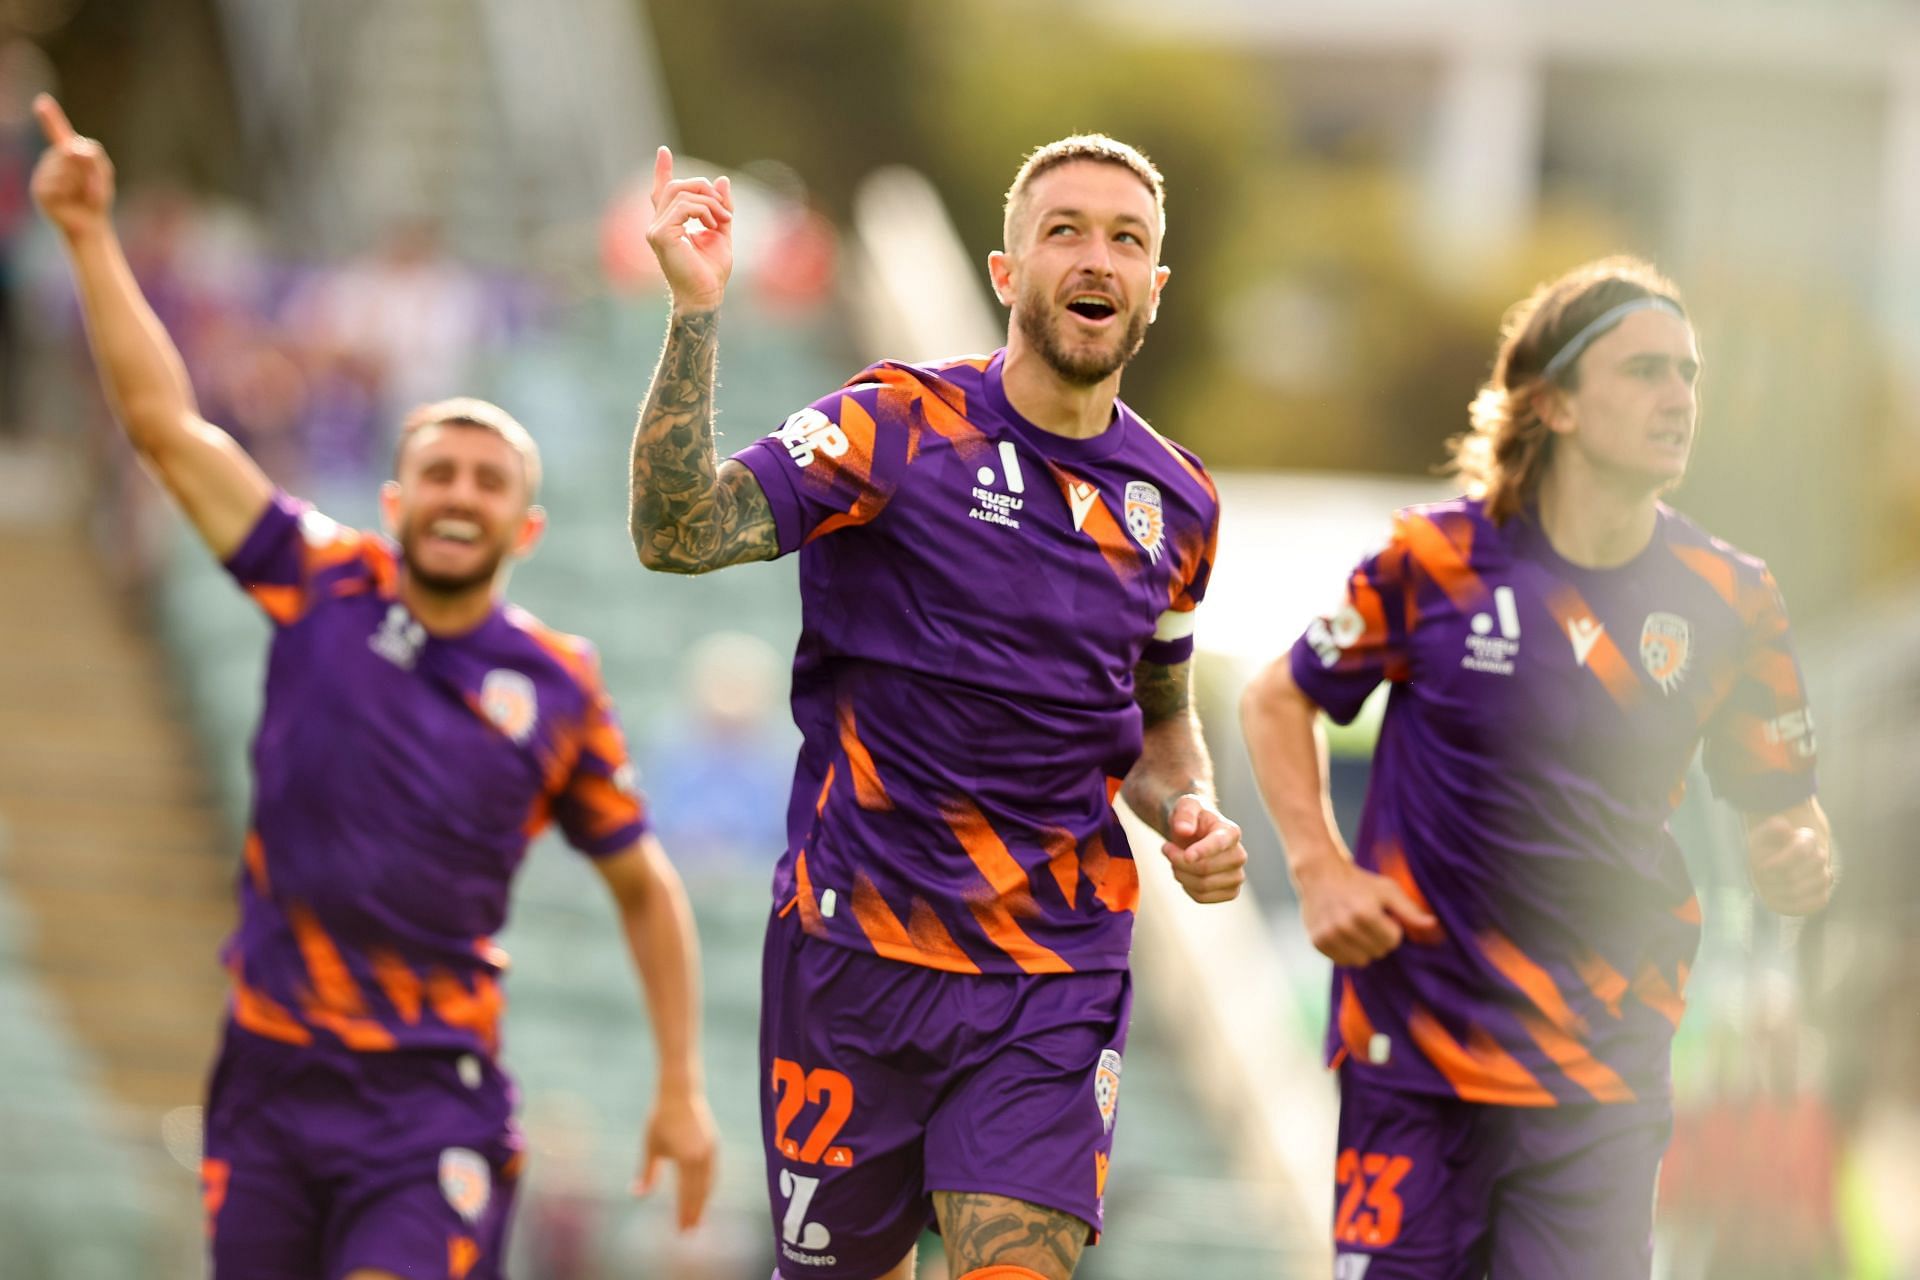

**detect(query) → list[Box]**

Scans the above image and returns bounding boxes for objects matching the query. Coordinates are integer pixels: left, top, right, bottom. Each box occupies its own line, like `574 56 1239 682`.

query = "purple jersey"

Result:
732 349 1220 975
218 492 648 1057
1290 499 1815 1105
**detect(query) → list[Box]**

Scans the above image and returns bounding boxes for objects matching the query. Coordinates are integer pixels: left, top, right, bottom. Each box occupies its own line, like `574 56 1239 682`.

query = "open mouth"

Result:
1065 294 1118 323
1650 428 1690 449
426 517 484 546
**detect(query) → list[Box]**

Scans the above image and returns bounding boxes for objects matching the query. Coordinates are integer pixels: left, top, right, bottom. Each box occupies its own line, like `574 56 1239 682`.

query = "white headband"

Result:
1541 296 1684 382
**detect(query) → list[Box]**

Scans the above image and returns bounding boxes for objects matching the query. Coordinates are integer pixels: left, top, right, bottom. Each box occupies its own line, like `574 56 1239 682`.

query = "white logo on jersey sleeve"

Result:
775 408 849 469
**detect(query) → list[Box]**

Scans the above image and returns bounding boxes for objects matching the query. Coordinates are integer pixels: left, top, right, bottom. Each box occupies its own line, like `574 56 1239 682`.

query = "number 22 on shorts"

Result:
770 1057 856 1167
1334 1148 1413 1248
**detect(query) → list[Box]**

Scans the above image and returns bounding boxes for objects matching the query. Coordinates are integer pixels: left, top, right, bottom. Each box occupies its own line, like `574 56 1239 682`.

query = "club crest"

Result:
1093 1048 1123 1134
1124 481 1164 561
439 1147 491 1224
1639 612 1691 693
480 669 538 743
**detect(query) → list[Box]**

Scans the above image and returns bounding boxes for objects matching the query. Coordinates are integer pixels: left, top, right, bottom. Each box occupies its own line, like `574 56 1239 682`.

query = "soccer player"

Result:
31 95 717 1279
1240 256 1833 1280
628 137 1246 1280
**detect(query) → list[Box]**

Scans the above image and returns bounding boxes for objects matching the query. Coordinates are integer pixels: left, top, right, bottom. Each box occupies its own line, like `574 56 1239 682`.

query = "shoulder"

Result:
1657 505 1784 622
1122 407 1219 509
500 605 607 692
1390 496 1497 553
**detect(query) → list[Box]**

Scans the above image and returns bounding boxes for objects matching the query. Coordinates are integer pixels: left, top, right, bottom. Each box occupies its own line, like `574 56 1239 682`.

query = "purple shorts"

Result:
202 1022 523 1280
759 907 1132 1280
1332 1064 1673 1280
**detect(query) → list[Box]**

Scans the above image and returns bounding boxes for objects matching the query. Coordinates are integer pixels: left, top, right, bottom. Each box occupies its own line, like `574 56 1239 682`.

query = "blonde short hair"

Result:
1002 133 1166 250
394 397 542 499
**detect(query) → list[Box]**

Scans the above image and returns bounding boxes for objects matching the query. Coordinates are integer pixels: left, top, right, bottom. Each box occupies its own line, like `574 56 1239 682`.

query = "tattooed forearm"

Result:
1123 659 1214 837
933 1191 1084 1280
628 309 780 574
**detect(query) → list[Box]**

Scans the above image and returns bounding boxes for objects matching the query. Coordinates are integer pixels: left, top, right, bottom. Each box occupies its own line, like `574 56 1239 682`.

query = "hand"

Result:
646 146 734 315
1747 817 1833 916
1295 857 1438 967
633 1086 718 1232
30 95 115 239
1162 795 1247 904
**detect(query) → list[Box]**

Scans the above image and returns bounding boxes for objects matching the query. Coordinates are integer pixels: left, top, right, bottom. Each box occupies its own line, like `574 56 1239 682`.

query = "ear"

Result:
511 504 548 559
1147 263 1172 324
986 250 1015 308
378 480 403 536
1534 384 1576 437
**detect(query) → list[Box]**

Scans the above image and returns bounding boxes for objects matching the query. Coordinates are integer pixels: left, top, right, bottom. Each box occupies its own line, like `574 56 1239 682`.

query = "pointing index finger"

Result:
33 93 75 146
651 146 674 205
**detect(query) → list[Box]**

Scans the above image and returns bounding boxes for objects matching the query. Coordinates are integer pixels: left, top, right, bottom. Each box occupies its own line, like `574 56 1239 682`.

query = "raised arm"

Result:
1121 657 1246 904
31 95 270 559
628 146 779 574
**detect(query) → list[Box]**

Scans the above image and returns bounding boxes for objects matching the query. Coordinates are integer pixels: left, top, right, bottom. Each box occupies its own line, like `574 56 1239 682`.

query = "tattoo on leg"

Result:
933 1191 1085 1279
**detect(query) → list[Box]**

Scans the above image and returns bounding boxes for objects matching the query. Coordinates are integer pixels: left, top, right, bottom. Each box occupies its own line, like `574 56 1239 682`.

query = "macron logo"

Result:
1567 616 1605 668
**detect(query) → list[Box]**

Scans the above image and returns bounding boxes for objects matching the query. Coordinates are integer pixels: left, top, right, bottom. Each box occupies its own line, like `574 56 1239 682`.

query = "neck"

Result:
1535 454 1661 568
398 574 500 636
999 341 1121 440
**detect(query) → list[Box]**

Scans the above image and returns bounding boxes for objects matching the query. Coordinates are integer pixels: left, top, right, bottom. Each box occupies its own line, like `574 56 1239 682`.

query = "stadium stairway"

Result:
0 449 226 1278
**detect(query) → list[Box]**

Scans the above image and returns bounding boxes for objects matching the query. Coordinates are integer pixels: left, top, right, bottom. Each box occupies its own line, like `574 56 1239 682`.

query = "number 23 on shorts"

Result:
1335 1148 1413 1248
770 1057 857 1167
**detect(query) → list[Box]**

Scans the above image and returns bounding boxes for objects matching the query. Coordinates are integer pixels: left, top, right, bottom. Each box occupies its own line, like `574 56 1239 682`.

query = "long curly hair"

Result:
1447 256 1686 523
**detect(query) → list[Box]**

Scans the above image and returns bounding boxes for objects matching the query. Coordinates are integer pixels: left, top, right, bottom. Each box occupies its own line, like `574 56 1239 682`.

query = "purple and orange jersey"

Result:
218 492 649 1057
1289 499 1816 1106
732 349 1220 976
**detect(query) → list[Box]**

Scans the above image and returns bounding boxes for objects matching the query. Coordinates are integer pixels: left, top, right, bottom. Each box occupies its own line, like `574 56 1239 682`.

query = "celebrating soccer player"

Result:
630 137 1245 1280
32 95 717 1278
1241 256 1833 1280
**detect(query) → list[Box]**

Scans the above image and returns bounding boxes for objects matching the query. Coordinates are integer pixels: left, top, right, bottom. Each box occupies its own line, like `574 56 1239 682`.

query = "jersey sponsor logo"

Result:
1308 603 1367 666
1462 586 1522 676
1763 707 1816 758
777 1167 834 1261
1094 1047 1123 1134
775 407 850 469
1566 615 1605 667
369 603 427 669
1639 612 1691 693
438 1147 491 1224
1124 480 1164 561
969 439 1026 530
480 669 538 743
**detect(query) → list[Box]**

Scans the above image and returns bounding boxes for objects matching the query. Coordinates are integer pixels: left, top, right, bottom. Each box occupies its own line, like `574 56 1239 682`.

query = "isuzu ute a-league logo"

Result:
1461 586 1523 676
969 440 1027 531
1639 612 1691 693
369 603 427 670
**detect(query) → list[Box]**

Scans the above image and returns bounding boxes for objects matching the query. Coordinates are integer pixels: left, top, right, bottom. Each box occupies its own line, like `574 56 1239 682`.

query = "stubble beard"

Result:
1015 284 1149 388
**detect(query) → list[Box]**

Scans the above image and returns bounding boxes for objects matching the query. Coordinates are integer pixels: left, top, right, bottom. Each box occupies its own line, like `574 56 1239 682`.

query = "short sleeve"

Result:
1287 519 1417 725
1701 569 1818 814
221 490 383 626
731 378 914 555
551 650 652 857
1141 493 1220 668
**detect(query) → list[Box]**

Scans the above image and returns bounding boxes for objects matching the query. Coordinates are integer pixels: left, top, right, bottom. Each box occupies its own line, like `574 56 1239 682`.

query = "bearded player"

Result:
628 136 1247 1280
1241 256 1832 1279
32 95 717 1279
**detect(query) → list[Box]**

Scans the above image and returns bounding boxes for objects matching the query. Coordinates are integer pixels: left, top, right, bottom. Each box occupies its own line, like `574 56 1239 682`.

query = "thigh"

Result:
1331 1067 1498 1280
324 1052 524 1280
1488 1101 1672 1280
760 911 936 1280
923 968 1131 1251
204 1029 327 1280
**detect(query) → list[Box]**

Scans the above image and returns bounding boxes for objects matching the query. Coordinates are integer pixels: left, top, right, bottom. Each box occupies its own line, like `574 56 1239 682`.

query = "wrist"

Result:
669 298 722 322
1288 845 1349 888
655 1064 704 1098
1157 784 1210 830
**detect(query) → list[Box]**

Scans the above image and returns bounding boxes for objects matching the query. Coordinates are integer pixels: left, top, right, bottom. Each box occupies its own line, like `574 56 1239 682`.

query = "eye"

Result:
1678 361 1700 385
1115 230 1144 247
1047 223 1077 238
